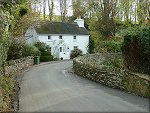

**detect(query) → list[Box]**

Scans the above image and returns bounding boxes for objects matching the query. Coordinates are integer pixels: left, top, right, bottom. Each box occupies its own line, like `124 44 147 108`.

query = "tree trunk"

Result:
43 0 46 20
48 0 54 21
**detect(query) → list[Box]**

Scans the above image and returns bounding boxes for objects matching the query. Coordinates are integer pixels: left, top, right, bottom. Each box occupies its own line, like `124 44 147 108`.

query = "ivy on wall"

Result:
121 26 150 75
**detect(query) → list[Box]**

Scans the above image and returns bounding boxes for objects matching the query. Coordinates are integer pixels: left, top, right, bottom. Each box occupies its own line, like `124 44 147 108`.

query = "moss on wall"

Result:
73 54 150 98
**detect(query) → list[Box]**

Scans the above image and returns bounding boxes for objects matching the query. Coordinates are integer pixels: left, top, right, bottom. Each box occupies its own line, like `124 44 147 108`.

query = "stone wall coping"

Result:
73 54 149 98
127 71 150 81
75 54 150 82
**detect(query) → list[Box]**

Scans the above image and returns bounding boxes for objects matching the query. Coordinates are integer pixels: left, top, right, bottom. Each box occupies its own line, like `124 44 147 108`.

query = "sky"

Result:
31 0 73 16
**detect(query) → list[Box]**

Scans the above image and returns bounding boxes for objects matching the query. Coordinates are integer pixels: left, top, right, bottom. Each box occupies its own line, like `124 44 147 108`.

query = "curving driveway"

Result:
19 60 149 112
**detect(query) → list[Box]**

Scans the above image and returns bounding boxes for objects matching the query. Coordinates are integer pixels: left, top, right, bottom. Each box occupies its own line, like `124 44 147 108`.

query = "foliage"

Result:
19 5 28 17
88 37 95 54
0 75 14 111
41 51 51 56
22 44 41 57
94 39 122 53
7 38 24 60
96 18 115 38
70 48 82 59
12 11 43 37
121 26 150 75
101 56 124 69
40 56 53 62
0 0 30 75
72 0 86 19
0 4 14 75
34 42 50 52
7 38 41 60
34 42 53 62
88 19 103 52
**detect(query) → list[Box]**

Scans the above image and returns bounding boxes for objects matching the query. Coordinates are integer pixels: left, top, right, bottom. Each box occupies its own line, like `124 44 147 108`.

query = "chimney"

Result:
74 17 84 27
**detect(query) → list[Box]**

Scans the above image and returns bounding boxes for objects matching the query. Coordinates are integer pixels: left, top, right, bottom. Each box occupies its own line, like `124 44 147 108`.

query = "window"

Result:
48 36 51 39
73 36 76 39
73 36 77 42
49 47 51 52
74 46 78 49
59 35 62 39
60 47 62 52
67 47 69 52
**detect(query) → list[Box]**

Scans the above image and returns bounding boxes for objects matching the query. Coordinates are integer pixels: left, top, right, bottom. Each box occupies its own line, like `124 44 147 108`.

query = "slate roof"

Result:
35 21 89 35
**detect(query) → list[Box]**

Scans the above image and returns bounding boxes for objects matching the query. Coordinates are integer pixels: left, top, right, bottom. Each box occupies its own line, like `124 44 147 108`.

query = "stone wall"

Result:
0 56 34 111
73 53 150 98
4 56 34 75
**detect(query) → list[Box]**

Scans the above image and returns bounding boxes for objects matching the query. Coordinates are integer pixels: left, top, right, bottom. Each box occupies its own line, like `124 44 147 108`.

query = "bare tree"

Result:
48 0 54 21
72 0 87 19
59 0 67 22
43 0 46 20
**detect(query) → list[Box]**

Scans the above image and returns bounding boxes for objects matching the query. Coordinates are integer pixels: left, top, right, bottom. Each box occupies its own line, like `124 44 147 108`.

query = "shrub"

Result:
0 75 14 111
94 40 122 53
41 51 51 56
34 42 53 62
40 56 53 62
101 56 124 69
70 48 82 59
22 44 41 57
34 42 50 52
121 26 150 75
7 38 24 60
88 37 95 54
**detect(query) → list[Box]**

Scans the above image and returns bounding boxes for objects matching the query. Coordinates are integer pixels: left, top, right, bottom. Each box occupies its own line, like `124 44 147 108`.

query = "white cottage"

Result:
25 19 89 60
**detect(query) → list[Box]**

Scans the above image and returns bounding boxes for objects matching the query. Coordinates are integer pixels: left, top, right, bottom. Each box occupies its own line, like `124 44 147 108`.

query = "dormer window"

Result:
59 35 62 39
48 36 51 40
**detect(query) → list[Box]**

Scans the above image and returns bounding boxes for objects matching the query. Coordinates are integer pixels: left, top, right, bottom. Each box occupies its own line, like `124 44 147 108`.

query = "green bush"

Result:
101 56 124 69
40 56 53 62
34 42 53 62
7 39 42 60
0 75 14 111
121 26 150 75
70 48 82 59
94 40 122 53
41 51 51 56
34 42 50 52
7 39 24 60
22 44 41 57
88 37 95 54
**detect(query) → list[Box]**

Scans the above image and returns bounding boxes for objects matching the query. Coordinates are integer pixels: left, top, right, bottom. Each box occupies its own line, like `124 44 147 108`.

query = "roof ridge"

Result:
34 21 89 35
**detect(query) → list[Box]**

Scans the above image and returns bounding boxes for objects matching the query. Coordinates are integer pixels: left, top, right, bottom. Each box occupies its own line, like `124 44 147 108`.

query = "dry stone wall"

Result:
3 56 34 76
73 53 150 98
0 56 34 75
0 56 34 111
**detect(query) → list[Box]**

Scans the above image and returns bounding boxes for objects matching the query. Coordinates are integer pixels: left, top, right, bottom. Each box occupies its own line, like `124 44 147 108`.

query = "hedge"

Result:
121 26 150 75
40 56 53 62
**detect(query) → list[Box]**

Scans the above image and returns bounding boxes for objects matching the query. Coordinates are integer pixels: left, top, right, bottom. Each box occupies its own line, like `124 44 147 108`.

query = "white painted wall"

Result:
74 19 85 27
38 34 89 59
25 27 39 44
25 28 89 59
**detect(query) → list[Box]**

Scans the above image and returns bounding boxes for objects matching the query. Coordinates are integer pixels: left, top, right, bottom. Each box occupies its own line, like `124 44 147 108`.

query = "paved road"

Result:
19 60 149 112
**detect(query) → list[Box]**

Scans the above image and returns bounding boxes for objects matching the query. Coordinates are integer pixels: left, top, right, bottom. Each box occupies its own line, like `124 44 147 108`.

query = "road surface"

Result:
19 60 149 112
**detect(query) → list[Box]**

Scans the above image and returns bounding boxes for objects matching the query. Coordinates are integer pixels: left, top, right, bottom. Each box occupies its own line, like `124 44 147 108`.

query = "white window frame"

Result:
60 47 62 52
48 36 51 40
59 35 63 39
74 46 78 49
73 36 77 42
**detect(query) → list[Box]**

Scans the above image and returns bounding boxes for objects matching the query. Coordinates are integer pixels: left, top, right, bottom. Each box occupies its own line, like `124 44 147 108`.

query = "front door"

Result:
59 46 70 60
